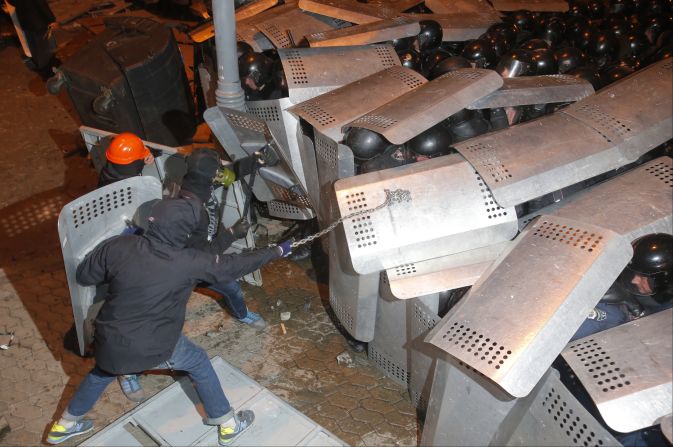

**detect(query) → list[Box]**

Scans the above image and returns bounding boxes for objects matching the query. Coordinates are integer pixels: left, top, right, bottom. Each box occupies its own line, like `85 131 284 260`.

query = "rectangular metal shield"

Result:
278 45 401 104
453 50 671 211
298 0 423 24
425 0 499 15
552 157 673 242
256 7 341 49
385 241 511 299
467 75 595 109
425 214 633 397
491 0 569 11
58 176 163 356
306 16 420 47
401 12 502 41
288 65 427 141
562 309 673 433
333 154 518 275
345 68 503 144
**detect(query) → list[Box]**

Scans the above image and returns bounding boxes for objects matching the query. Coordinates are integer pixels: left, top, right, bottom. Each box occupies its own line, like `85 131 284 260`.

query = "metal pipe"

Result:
213 0 245 111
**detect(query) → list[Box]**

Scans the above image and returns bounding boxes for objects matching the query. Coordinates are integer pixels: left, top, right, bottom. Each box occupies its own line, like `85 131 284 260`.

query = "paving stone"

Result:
369 386 404 404
344 371 380 389
325 393 360 411
295 355 330 372
31 369 66 386
316 403 350 421
349 407 385 425
339 383 373 400
359 429 398 447
382 410 416 429
0 427 37 446
337 416 373 436
361 397 399 415
9 403 42 420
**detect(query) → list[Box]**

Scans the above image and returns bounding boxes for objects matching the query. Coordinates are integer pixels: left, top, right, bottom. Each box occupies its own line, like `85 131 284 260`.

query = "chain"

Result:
290 189 411 248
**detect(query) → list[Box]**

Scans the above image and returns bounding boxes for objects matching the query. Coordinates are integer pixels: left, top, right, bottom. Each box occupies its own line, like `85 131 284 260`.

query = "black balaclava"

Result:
144 198 201 249
181 149 221 203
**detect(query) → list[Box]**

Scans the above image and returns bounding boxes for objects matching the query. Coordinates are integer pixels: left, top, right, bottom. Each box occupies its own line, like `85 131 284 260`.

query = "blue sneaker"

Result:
47 420 94 444
219 410 255 445
238 311 266 329
118 374 145 403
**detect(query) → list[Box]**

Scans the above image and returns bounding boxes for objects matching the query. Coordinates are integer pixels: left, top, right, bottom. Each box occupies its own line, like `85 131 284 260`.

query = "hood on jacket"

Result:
181 148 221 203
145 198 201 248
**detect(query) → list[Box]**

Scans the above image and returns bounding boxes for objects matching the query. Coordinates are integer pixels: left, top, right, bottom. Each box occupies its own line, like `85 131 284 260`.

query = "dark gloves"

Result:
276 240 293 257
228 218 250 239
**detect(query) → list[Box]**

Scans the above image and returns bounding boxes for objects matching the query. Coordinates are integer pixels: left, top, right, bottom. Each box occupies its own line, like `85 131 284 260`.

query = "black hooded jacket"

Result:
75 198 280 374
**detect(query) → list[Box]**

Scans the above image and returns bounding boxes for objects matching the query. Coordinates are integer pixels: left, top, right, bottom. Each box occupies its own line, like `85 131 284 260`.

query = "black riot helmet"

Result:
587 0 607 18
406 124 453 156
608 0 634 15
532 48 559 74
590 31 620 67
237 41 253 59
397 48 422 73
483 32 512 58
238 51 274 91
555 46 587 73
418 20 443 51
604 14 633 37
461 39 497 68
619 233 673 297
520 38 550 50
507 10 538 38
600 63 634 85
344 127 390 160
496 49 534 77
566 0 590 17
573 23 600 52
539 16 566 46
429 56 472 79
487 22 520 48
422 50 448 76
619 30 650 58
449 109 491 143
641 13 673 44
392 35 416 51
272 59 289 98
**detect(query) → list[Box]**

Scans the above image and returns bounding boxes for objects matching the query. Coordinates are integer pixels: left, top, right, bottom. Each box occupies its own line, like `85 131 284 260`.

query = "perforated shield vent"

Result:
547 74 584 84
475 172 509 220
532 221 604 253
541 388 607 446
310 31 326 41
315 134 338 168
329 294 353 332
573 104 633 143
645 161 673 187
438 70 485 81
351 114 398 129
224 113 267 134
350 214 377 249
368 345 409 385
393 263 417 277
389 66 425 88
284 50 308 85
268 184 312 208
295 101 336 127
246 103 282 123
373 45 398 68
268 200 312 219
260 23 292 48
413 302 440 335
72 186 133 229
463 142 512 183
567 338 631 394
441 322 512 370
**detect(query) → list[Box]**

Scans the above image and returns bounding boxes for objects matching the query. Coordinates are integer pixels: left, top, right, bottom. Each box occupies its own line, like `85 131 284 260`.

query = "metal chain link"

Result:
290 188 411 248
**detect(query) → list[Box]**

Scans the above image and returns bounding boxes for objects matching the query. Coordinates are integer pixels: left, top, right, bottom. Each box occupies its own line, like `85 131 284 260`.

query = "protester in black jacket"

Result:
8 0 58 72
46 197 293 445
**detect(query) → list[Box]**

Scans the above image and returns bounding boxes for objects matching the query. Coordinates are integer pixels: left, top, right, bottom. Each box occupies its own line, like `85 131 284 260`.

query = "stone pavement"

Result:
0 2 420 446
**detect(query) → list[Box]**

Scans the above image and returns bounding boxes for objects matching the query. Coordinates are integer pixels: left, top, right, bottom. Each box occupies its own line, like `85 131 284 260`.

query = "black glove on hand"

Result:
229 218 250 239
276 239 293 257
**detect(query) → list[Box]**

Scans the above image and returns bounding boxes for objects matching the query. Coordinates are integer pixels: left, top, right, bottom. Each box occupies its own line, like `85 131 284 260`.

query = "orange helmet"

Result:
106 133 150 165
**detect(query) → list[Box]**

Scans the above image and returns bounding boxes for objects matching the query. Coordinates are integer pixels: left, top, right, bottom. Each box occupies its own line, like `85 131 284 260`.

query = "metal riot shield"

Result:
425 214 633 397
384 241 510 299
345 68 502 145
401 12 502 41
491 0 569 11
662 413 673 444
204 107 313 213
453 58 673 209
58 176 163 356
421 361 620 446
298 0 423 24
562 309 673 434
467 75 595 110
333 154 518 275
188 0 279 43
424 0 499 15
306 16 420 48
255 7 346 49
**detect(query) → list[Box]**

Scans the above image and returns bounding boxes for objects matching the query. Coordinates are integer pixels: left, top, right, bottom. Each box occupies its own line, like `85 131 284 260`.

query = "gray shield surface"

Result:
306 16 420 48
298 0 423 24
204 106 313 210
58 176 163 356
662 413 673 444
562 309 673 433
491 0 569 11
425 214 633 397
467 75 595 109
453 58 673 209
385 241 511 299
288 65 427 142
421 360 619 446
345 68 502 144
279 45 401 104
401 12 502 41
255 7 343 48
424 0 499 15
333 154 518 275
